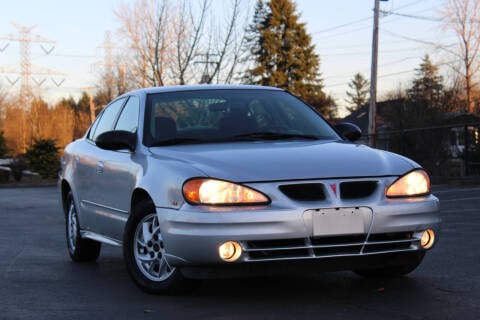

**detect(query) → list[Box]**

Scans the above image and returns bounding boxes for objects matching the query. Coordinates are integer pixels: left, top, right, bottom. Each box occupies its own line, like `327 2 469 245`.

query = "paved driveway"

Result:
0 185 479 319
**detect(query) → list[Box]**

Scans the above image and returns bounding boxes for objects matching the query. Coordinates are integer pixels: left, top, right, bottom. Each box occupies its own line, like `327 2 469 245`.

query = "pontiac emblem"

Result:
329 183 337 197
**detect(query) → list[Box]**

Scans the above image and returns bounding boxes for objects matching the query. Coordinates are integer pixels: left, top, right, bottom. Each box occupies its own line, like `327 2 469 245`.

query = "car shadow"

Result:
74 249 430 300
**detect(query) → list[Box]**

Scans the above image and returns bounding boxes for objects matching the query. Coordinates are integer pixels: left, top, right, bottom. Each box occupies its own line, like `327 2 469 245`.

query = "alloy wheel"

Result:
133 213 175 282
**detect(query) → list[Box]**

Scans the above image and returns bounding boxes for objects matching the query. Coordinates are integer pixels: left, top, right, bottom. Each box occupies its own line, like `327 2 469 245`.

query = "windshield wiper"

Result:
151 132 322 146
228 132 321 141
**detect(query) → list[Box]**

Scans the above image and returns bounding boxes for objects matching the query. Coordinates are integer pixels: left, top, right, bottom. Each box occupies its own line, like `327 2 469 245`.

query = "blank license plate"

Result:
312 208 365 236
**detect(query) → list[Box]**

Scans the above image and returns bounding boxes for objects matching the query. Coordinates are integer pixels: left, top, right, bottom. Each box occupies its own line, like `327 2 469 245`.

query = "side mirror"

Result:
95 130 137 151
334 122 362 142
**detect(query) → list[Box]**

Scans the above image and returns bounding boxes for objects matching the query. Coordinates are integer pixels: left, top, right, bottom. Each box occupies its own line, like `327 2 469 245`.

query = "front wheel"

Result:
65 191 101 262
123 199 184 293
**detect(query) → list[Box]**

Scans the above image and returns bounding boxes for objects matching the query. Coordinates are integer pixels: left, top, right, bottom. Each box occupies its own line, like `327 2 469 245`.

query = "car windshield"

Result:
143 89 340 146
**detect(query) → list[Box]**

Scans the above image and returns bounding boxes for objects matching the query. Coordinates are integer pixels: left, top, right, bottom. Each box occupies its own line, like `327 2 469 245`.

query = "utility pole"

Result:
368 0 387 148
194 52 220 84
86 87 97 124
94 30 123 100
97 31 115 90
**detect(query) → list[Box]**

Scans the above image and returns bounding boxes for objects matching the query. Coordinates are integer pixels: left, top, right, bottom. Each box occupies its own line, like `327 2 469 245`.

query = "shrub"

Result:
0 131 8 157
25 139 60 179
10 156 26 181
0 169 9 182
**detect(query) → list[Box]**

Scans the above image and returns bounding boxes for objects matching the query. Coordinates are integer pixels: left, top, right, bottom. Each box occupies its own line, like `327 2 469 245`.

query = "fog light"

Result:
219 241 242 262
420 229 435 249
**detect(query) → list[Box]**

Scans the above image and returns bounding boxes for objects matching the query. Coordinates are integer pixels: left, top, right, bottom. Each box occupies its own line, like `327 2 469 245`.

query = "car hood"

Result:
148 140 418 182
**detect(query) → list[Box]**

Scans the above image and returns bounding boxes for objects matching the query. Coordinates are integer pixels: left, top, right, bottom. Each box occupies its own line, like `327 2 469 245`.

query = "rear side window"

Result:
89 98 126 141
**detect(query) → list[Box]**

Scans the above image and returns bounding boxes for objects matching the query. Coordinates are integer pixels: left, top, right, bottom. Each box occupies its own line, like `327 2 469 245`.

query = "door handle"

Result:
96 161 104 174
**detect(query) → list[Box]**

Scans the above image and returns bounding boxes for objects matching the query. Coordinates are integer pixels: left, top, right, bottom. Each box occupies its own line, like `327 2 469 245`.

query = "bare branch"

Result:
442 0 480 113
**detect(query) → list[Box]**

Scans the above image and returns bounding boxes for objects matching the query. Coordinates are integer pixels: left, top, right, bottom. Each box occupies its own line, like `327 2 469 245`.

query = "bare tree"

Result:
114 0 248 86
115 0 173 87
201 0 249 84
0 87 10 147
171 0 208 84
442 0 480 113
0 86 8 129
95 61 135 107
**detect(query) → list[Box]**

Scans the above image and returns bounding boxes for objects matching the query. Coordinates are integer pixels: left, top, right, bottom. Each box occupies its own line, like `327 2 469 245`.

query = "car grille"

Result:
279 181 378 201
243 232 418 262
340 181 378 199
278 183 326 201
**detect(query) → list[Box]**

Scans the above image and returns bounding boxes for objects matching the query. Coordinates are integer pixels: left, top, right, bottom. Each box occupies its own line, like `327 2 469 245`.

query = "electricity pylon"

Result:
0 22 64 109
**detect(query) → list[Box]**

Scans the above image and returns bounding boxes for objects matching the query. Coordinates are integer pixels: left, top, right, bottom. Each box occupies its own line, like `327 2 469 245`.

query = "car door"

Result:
75 97 126 234
94 96 141 241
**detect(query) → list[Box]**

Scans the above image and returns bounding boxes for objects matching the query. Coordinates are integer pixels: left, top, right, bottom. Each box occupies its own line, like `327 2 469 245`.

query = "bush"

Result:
0 169 9 183
0 131 8 157
10 156 26 181
25 139 60 179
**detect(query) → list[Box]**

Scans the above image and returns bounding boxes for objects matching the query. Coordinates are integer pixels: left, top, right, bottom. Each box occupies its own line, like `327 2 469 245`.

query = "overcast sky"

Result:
0 0 455 116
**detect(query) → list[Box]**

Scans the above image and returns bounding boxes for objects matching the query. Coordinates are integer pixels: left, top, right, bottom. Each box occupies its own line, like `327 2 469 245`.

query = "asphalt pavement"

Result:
0 185 479 320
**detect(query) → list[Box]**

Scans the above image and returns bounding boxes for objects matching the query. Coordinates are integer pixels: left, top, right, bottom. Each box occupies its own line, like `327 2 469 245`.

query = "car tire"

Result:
123 199 184 294
353 252 425 278
65 191 101 262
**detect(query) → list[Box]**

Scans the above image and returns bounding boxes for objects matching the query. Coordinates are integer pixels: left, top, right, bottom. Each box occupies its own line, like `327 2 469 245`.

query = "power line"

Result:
325 55 429 80
321 45 437 57
382 29 459 56
313 17 371 34
34 52 97 59
379 10 444 21
324 58 461 89
312 0 431 38
313 0 429 35
314 1 444 43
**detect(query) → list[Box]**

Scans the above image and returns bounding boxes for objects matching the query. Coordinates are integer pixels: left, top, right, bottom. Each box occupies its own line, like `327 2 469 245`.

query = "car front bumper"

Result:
157 193 441 268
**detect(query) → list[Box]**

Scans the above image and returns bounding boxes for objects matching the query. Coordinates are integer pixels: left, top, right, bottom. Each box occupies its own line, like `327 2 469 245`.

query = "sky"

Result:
0 0 456 116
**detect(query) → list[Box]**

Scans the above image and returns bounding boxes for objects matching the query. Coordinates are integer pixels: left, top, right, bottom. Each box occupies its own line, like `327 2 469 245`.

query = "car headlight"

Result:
386 170 430 198
183 178 270 205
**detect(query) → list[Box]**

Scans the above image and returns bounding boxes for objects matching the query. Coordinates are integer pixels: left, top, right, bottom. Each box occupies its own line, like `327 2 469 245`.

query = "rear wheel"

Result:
123 199 184 293
65 191 101 262
353 252 425 278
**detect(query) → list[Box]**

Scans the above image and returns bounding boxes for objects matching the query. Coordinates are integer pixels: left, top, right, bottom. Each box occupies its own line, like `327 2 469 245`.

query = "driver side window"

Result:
88 98 126 141
115 96 140 133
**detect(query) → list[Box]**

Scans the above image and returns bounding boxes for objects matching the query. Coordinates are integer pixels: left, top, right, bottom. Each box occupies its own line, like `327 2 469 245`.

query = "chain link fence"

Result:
369 123 480 179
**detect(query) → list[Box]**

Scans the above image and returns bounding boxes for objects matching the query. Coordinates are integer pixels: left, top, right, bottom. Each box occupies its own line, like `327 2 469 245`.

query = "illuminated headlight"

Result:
182 178 270 205
386 170 430 198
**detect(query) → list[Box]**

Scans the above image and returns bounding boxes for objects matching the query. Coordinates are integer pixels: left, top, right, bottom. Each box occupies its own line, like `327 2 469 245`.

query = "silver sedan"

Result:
59 85 441 293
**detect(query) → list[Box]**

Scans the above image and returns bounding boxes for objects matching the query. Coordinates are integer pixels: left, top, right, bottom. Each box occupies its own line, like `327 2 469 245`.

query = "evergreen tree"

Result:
77 92 91 113
408 54 444 110
73 92 93 139
385 55 445 132
346 73 369 113
244 0 335 117
25 139 60 179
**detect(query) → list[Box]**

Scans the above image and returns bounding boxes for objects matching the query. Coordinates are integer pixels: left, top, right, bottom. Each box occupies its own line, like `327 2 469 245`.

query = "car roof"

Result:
122 84 284 97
